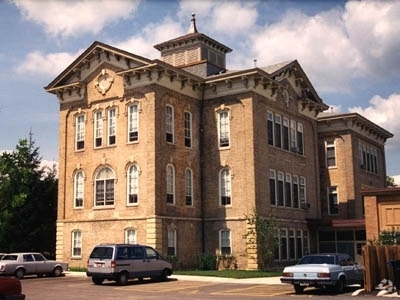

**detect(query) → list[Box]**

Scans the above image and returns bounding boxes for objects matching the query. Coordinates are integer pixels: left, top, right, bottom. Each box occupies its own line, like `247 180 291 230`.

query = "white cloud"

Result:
12 0 141 39
349 93 400 150
15 50 80 77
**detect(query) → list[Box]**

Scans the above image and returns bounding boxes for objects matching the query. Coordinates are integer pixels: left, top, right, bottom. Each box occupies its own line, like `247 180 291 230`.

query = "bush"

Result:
195 253 217 270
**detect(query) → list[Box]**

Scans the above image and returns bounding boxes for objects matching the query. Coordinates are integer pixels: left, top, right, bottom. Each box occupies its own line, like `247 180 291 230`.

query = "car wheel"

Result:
294 284 305 294
159 269 168 281
15 268 25 279
92 277 104 285
53 267 62 277
336 277 345 293
117 272 129 286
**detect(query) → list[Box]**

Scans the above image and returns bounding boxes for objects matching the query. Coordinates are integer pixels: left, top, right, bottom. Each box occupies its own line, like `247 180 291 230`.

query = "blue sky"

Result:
1 0 400 178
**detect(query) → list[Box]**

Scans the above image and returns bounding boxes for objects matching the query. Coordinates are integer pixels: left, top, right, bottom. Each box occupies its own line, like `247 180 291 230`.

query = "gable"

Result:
44 41 152 104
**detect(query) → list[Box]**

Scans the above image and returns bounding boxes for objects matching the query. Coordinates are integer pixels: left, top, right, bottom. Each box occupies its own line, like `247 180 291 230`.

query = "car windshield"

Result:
298 255 335 265
90 247 113 259
2 255 18 261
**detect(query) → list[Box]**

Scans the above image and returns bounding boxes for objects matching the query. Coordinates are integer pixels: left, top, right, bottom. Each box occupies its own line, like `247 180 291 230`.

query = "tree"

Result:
0 137 57 255
386 176 397 187
243 208 279 270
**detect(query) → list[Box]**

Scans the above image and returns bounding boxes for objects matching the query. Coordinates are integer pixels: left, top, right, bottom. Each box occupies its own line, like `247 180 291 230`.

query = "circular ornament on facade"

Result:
95 69 114 95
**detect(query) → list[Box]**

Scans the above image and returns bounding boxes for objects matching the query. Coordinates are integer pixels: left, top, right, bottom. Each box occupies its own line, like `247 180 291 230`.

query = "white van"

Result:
86 244 173 285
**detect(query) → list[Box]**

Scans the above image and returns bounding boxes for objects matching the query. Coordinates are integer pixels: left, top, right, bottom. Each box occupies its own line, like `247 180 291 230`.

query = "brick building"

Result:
45 15 392 269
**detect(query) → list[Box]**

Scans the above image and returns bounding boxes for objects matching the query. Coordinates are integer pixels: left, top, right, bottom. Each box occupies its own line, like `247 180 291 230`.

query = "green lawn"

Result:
173 270 282 279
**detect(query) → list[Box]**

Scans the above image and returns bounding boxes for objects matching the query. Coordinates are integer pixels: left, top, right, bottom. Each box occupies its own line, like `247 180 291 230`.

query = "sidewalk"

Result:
65 271 283 284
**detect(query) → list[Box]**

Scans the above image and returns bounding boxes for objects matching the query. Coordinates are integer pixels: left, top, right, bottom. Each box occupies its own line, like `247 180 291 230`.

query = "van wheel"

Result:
92 277 104 285
159 269 168 281
118 272 129 286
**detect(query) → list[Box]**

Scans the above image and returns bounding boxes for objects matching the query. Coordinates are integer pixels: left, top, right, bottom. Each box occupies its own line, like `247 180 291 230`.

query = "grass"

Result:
173 269 282 279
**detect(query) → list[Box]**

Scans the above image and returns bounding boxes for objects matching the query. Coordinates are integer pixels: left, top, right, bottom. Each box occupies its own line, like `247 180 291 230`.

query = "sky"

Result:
1 0 400 179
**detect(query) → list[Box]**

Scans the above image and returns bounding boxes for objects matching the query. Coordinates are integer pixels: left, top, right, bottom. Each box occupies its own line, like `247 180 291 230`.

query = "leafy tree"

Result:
0 137 57 255
243 208 279 270
386 176 397 187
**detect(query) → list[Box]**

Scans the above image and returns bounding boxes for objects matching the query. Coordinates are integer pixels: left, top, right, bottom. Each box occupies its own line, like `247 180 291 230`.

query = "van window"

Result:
117 247 129 259
90 247 113 259
145 247 158 259
130 247 144 259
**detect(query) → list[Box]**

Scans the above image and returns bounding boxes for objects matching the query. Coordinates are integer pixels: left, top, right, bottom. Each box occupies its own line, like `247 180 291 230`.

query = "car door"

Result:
339 254 360 283
32 253 48 275
22 254 36 275
128 246 147 278
143 246 163 277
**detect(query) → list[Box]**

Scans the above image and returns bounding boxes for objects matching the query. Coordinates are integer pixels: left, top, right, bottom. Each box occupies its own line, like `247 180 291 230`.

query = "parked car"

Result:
86 244 173 285
280 253 364 294
0 277 25 300
0 252 68 279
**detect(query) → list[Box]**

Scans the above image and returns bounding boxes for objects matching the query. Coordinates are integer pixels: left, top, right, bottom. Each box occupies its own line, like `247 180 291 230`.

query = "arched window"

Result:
125 228 137 244
128 104 139 142
127 164 139 205
74 171 84 208
219 168 231 205
95 167 115 206
166 164 175 204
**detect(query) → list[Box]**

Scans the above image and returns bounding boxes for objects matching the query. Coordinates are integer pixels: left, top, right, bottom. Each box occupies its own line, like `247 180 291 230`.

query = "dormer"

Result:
154 14 232 77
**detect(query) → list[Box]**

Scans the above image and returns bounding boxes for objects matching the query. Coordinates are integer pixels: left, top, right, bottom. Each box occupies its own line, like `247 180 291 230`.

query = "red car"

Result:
0 277 25 300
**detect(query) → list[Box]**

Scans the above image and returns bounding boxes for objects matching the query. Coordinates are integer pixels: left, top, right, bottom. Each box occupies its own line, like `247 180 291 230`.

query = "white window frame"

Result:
325 139 336 168
72 230 82 258
168 229 177 256
185 168 193 206
328 186 339 215
219 229 231 255
127 164 139 205
74 171 84 208
128 104 139 143
166 105 174 143
218 110 230 148
95 167 115 206
166 164 175 204
184 111 192 148
94 111 103 148
219 168 231 206
125 228 137 244
75 114 85 150
107 108 117 146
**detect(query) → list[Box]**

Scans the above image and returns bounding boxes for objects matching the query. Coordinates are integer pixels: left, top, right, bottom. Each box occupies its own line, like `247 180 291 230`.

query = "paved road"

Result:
19 273 378 299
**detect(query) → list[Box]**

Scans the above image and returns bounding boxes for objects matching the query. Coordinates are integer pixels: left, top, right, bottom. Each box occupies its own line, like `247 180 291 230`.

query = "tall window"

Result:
289 229 295 259
280 229 288 260
75 114 85 150
267 112 274 146
290 120 297 152
297 123 304 155
326 140 336 167
184 111 192 148
296 230 303 259
128 104 139 142
108 108 116 145
166 105 174 143
125 228 137 244
328 186 339 215
74 171 84 208
299 177 306 205
94 111 102 148
220 229 231 255
269 169 276 205
220 168 231 205
292 175 299 208
72 230 82 258
166 164 175 204
185 168 193 206
277 171 284 206
127 164 139 205
282 118 289 150
285 173 292 207
218 111 230 147
95 167 115 206
274 114 281 148
168 229 177 256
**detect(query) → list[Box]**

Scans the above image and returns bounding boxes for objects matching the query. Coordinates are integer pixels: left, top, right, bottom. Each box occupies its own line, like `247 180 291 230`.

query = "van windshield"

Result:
90 247 113 259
